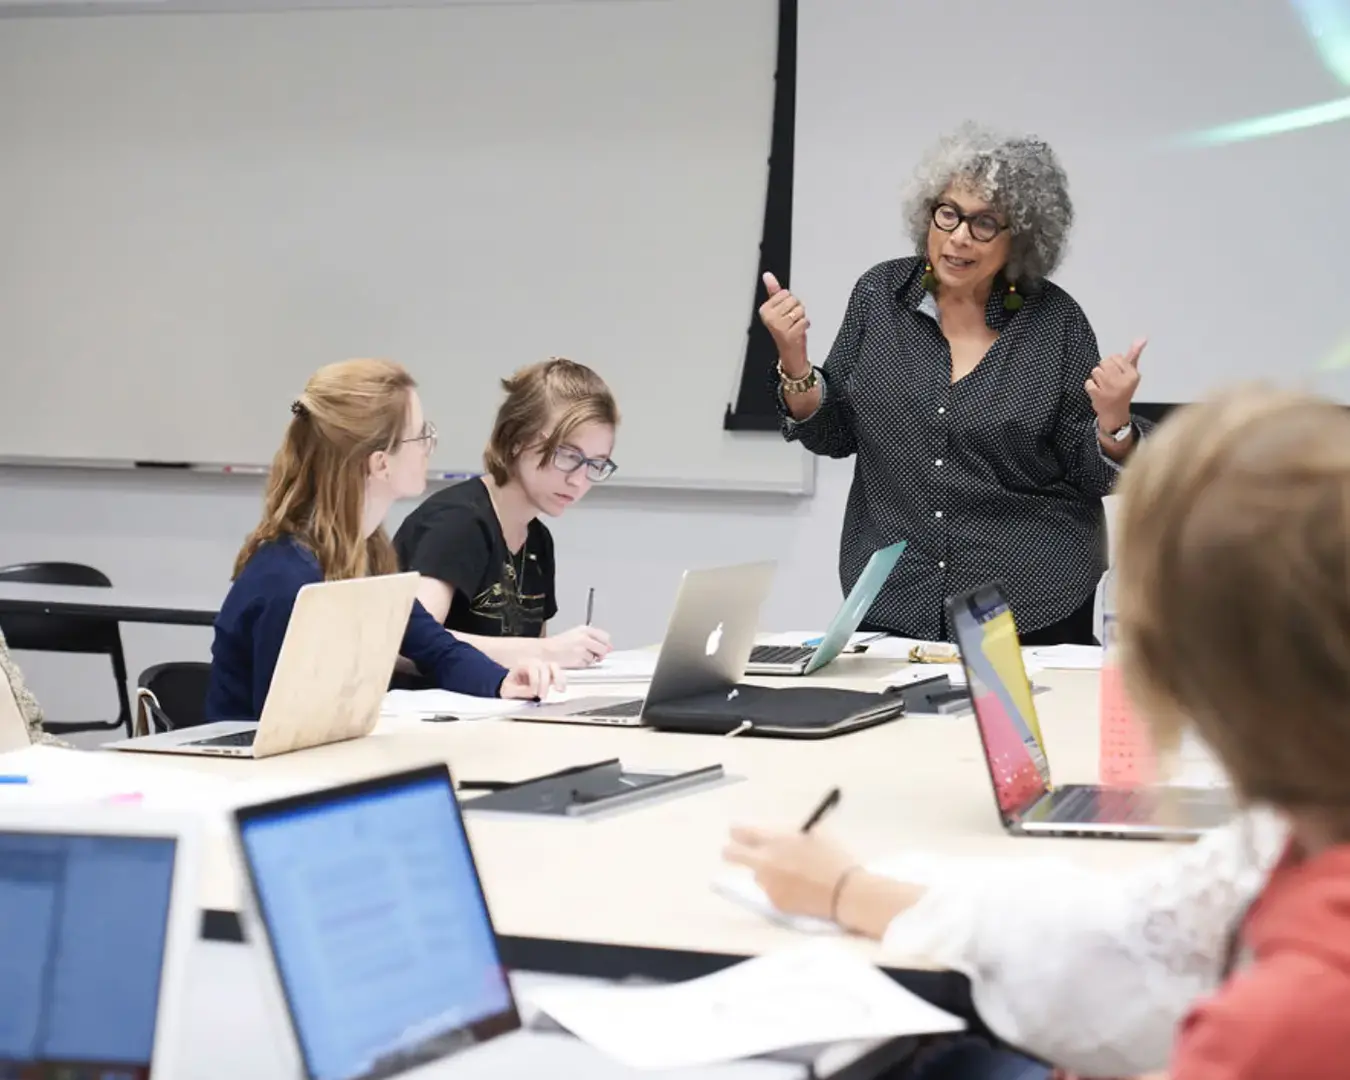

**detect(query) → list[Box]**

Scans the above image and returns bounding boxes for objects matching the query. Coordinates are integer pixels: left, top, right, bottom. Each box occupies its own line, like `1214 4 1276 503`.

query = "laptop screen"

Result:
236 767 516 1080
0 831 177 1079
947 584 1053 817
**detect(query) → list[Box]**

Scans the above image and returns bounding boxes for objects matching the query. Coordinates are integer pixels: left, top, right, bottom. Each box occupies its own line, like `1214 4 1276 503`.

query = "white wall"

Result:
0 459 856 730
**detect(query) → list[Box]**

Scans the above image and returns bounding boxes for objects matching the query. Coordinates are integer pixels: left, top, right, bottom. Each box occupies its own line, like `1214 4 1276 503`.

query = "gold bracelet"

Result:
778 359 818 395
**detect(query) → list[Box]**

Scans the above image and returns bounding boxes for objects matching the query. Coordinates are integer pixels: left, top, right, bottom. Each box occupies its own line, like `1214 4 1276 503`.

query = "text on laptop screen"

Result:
0 832 177 1079
949 588 1052 816
238 773 513 1080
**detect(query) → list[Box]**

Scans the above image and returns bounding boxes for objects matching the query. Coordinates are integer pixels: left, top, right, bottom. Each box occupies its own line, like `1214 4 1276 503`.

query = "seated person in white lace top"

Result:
724 808 1284 1079
0 627 71 748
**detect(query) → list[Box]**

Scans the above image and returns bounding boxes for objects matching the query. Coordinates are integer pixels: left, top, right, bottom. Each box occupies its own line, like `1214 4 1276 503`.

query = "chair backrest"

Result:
137 662 213 734
0 561 132 735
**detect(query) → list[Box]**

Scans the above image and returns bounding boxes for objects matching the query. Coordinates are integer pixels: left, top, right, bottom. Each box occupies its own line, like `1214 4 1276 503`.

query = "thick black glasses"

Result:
932 202 1008 243
552 445 617 482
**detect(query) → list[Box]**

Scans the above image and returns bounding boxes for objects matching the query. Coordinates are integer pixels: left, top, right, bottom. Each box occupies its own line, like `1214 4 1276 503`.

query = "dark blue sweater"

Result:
205 537 509 721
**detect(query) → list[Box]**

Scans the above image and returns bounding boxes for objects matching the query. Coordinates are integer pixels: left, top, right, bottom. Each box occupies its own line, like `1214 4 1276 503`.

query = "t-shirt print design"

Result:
469 550 548 636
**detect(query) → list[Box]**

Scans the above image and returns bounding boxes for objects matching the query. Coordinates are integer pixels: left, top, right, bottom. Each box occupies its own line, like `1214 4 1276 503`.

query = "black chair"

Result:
136 661 212 735
0 562 133 737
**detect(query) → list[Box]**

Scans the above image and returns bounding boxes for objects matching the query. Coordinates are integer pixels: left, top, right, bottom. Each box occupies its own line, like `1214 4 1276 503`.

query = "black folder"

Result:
641 683 906 739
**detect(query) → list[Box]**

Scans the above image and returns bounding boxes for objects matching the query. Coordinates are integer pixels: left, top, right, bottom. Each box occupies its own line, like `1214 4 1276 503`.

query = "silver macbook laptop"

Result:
746 541 906 675
0 803 201 1078
946 583 1234 840
106 572 420 759
230 764 795 1080
511 560 776 727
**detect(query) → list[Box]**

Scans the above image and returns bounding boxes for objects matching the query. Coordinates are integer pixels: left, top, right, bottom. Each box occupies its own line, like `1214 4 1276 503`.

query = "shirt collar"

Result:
897 257 1023 331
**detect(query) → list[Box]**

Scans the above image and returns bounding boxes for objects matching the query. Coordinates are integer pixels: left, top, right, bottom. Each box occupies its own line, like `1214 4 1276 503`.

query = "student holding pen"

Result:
207 359 562 721
393 358 618 674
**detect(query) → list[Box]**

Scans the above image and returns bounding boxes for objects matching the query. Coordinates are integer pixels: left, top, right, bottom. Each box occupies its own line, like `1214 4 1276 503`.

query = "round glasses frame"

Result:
931 202 1008 244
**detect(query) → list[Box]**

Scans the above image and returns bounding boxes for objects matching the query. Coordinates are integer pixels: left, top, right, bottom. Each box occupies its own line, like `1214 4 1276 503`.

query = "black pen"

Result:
800 787 841 833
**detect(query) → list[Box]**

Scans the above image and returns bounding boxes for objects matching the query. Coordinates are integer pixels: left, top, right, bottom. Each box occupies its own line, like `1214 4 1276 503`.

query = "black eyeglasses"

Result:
552 445 617 482
932 202 1008 243
399 420 438 453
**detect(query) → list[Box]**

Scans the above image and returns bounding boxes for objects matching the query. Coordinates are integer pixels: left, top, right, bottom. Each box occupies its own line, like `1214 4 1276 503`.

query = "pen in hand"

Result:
585 586 595 626
800 786 841 833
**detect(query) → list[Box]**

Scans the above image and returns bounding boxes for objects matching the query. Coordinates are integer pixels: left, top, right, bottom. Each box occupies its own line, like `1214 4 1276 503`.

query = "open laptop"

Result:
229 764 795 1080
107 572 420 759
746 541 907 675
0 802 201 1078
510 560 775 727
946 583 1234 840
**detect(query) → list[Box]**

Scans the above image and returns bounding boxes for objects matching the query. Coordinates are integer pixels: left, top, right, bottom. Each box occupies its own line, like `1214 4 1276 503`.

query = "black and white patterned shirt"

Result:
782 256 1150 640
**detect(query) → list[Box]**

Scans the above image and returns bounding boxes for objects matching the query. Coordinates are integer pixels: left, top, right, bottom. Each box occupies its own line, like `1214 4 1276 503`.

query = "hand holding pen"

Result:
722 787 863 922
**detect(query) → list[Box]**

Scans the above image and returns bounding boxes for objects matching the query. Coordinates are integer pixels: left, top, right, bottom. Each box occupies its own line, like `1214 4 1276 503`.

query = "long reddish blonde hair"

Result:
234 359 416 581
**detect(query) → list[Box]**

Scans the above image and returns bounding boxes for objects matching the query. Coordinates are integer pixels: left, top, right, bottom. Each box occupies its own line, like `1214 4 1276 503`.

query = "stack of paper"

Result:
562 649 658 685
380 689 523 721
523 940 964 1069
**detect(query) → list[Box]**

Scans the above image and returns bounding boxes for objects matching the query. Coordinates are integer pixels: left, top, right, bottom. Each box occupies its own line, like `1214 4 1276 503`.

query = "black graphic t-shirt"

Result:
393 478 558 639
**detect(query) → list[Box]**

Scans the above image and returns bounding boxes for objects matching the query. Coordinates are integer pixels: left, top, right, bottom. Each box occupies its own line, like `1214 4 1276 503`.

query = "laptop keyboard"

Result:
187 730 257 749
584 699 644 719
748 644 815 665
1052 786 1153 824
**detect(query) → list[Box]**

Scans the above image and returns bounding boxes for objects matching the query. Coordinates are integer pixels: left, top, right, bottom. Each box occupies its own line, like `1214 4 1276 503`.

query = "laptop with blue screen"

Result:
745 542 907 675
229 764 790 1079
0 804 200 1078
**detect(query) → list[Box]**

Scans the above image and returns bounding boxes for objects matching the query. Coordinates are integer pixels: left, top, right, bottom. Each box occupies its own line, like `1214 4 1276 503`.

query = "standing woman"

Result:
762 122 1148 644
206 359 560 721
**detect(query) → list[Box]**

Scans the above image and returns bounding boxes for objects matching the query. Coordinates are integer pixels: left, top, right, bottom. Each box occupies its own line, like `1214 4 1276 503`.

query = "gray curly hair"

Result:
902 121 1073 287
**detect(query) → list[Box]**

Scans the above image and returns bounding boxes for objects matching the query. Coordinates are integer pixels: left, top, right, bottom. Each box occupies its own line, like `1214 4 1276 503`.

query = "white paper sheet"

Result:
380 689 522 720
0 744 262 818
524 940 964 1069
561 649 658 684
710 867 841 935
1023 644 1104 670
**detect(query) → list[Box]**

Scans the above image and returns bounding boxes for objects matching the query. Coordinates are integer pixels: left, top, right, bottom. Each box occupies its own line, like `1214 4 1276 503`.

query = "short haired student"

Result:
394 358 619 673
206 359 563 720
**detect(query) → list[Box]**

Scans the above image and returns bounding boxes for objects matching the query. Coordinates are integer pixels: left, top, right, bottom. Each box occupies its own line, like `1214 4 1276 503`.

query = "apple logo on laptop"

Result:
705 622 724 657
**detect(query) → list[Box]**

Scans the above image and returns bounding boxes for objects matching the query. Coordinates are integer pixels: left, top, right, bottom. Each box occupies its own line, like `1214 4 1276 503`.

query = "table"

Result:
87 658 1168 1002
0 581 220 626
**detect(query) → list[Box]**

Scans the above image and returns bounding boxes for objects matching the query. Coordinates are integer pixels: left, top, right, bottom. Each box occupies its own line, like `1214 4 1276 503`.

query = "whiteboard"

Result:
0 0 812 493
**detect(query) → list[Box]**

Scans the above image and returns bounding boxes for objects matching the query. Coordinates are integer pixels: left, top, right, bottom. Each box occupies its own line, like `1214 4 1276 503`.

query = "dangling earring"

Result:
1003 280 1023 311
921 262 938 291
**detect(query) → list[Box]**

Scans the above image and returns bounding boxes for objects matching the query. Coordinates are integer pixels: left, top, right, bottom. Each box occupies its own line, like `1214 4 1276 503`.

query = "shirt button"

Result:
935 510 943 519
935 459 943 467
939 561 946 569
938 407 946 415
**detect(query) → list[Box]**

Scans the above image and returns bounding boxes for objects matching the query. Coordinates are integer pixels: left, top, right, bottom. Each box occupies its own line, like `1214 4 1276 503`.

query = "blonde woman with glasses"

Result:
206 359 562 721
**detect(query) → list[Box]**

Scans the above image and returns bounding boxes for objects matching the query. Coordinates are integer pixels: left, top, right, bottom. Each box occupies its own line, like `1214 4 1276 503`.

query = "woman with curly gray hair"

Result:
760 123 1149 644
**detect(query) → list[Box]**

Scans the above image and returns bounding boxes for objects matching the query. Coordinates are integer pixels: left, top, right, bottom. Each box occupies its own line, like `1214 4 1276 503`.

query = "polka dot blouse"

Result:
781 256 1150 640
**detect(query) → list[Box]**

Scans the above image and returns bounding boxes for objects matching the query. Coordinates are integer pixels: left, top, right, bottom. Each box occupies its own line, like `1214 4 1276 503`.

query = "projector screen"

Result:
794 0 1350 406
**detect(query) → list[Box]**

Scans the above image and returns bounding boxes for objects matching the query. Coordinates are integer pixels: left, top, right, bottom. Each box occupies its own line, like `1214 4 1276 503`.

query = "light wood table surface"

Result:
92 653 1173 983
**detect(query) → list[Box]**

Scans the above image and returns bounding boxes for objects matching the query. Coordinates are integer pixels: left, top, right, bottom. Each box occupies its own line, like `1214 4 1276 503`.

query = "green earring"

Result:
1003 281 1023 311
921 262 938 291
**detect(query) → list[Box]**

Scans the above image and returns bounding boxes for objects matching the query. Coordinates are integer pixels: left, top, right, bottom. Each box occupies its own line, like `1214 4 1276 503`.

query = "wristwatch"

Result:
1102 418 1134 442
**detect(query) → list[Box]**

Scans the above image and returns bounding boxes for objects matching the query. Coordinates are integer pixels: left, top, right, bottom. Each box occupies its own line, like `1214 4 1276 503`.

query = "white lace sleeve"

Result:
877 809 1287 1077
